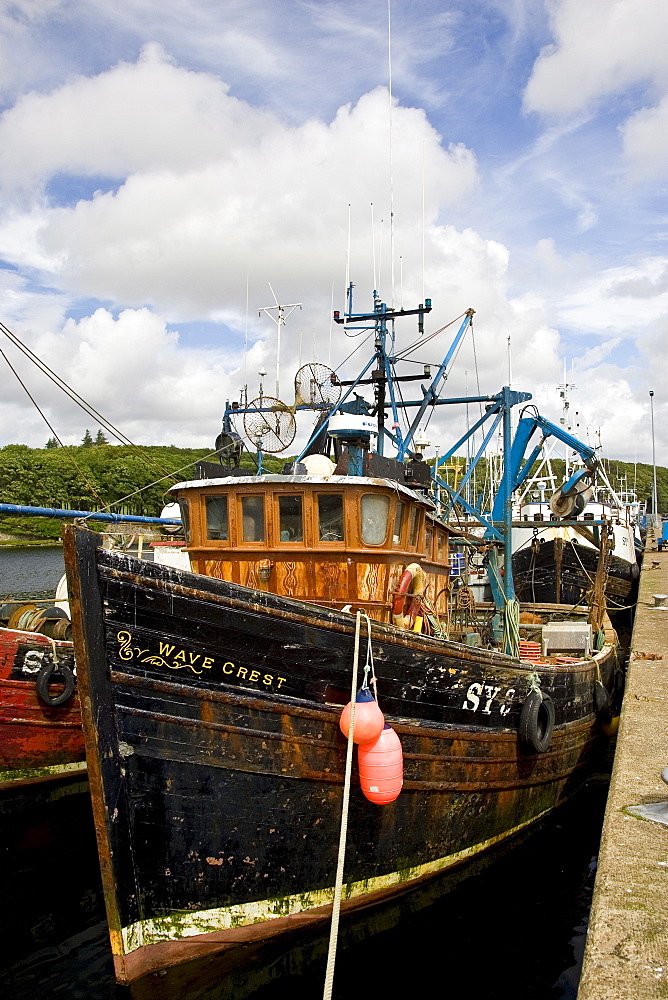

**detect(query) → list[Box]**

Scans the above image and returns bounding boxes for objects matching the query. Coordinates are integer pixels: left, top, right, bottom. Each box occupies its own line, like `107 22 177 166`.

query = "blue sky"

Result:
0 0 665 466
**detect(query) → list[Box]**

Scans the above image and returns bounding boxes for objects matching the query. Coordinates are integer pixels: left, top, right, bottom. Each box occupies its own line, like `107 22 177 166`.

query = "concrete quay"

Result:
578 541 668 999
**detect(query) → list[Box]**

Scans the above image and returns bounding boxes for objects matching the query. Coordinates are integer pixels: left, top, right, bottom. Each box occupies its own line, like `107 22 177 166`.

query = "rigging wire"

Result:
333 331 375 373
0 320 180 482
1 346 107 508
394 311 469 361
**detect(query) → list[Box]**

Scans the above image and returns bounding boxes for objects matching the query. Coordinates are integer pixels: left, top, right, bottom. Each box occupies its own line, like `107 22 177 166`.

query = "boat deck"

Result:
578 533 668 999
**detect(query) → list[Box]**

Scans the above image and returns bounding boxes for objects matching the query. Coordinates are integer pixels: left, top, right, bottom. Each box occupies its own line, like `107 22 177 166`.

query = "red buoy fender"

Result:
339 688 385 744
358 724 403 804
392 562 425 629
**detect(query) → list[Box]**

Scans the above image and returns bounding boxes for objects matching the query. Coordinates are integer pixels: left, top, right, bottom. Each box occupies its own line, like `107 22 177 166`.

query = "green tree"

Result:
94 429 109 445
81 429 94 447
45 437 60 449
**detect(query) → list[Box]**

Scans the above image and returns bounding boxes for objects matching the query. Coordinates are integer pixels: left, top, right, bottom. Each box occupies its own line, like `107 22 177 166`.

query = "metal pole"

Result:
502 387 516 600
650 390 658 529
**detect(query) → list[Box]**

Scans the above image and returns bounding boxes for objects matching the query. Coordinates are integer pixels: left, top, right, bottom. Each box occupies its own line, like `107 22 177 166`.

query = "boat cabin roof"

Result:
170 475 435 510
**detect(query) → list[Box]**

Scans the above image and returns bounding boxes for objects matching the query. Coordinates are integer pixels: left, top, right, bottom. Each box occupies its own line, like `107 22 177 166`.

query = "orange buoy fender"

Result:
392 562 425 629
339 688 385 744
358 724 403 804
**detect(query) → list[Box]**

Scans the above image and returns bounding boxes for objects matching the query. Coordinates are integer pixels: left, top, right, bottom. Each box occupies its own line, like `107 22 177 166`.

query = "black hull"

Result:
63 527 617 982
513 538 637 612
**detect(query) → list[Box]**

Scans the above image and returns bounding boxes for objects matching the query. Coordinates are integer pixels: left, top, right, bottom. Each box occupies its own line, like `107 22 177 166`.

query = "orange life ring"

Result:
392 562 425 630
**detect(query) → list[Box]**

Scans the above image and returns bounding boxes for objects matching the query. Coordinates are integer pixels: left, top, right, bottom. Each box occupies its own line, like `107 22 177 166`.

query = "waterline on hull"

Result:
121 804 552 954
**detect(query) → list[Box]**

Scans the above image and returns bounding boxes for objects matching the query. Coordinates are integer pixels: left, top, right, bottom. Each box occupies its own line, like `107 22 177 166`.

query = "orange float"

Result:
358 724 403 804
339 688 385 744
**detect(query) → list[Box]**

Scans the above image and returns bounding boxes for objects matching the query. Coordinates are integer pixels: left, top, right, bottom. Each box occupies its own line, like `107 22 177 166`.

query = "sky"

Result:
0 0 666 472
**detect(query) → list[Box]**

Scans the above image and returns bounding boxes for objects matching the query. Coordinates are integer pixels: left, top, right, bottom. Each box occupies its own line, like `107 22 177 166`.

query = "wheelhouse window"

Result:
393 502 405 546
408 506 420 547
437 531 447 563
318 494 344 542
360 494 390 546
205 496 228 540
278 495 303 542
425 525 433 559
178 500 191 543
241 496 265 542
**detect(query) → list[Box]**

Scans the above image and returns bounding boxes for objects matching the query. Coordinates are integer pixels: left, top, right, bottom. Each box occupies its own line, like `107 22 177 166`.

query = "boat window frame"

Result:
178 499 191 544
425 523 434 560
436 529 448 565
204 495 230 542
408 506 421 549
392 501 406 547
316 492 346 545
239 494 268 544
276 493 306 544
359 492 391 547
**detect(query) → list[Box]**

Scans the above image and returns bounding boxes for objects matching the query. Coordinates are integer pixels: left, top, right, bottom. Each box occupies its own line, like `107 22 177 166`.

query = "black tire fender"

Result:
36 659 75 707
594 680 613 722
519 690 555 753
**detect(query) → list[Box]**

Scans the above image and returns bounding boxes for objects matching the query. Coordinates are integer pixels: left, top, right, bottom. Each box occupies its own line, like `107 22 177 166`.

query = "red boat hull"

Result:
0 626 84 786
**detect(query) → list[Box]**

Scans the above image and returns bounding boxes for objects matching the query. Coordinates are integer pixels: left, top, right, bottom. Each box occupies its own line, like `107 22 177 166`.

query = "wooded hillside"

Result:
0 439 665 542
0 441 283 540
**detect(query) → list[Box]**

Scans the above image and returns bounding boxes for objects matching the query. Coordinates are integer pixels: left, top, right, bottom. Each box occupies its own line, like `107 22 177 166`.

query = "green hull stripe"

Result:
0 760 87 784
121 807 551 954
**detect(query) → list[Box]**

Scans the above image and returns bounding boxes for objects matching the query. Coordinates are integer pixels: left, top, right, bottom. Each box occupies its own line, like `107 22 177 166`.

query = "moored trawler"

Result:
63 290 623 984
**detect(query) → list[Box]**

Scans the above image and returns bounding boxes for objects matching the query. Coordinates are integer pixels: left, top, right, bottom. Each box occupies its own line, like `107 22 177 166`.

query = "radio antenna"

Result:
259 283 301 398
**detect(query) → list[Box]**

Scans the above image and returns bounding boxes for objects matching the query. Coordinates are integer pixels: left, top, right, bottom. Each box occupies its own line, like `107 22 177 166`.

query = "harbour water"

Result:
0 545 67 599
0 544 154 600
0 547 613 998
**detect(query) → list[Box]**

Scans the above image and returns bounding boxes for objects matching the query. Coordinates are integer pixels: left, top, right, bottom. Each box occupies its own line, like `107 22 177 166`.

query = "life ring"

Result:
36 659 75 707
392 563 425 629
519 690 555 753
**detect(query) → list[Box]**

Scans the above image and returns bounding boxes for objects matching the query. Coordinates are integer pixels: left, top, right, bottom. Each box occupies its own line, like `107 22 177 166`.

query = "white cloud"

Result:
0 56 479 324
0 44 275 197
557 258 668 333
1 306 261 447
522 0 668 181
621 94 668 179
524 0 668 117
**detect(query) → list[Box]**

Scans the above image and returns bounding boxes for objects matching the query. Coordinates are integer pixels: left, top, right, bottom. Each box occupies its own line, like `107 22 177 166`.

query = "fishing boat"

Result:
0 599 84 789
63 289 622 984
511 479 640 614
506 390 641 616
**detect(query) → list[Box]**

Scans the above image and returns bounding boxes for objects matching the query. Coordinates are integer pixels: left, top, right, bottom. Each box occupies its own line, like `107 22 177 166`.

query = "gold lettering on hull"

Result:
116 631 286 689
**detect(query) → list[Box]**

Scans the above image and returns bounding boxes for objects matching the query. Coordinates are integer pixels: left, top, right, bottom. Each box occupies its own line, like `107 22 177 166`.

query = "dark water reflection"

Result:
0 775 609 1000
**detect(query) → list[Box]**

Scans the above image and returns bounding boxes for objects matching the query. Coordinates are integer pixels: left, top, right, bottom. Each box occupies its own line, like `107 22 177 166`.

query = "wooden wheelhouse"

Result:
170 475 453 624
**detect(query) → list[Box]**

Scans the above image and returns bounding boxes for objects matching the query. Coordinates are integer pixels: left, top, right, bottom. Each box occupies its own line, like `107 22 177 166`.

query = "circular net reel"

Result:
243 396 296 453
294 363 341 409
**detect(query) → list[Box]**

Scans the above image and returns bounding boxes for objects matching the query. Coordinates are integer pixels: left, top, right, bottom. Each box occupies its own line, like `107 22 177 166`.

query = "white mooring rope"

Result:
322 610 363 1000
